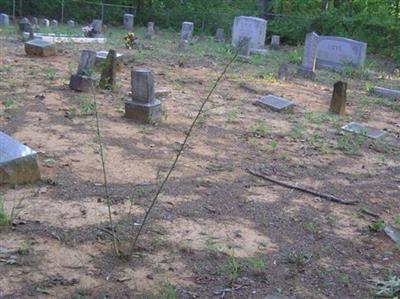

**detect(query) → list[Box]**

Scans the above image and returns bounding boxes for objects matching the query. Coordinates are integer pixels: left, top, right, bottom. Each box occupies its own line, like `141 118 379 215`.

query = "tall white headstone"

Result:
231 16 267 51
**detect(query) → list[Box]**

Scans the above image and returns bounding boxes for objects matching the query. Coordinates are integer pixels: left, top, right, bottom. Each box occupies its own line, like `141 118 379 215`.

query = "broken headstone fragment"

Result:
215 28 224 43
99 50 117 90
0 132 40 185
341 122 386 139
69 50 96 92
330 81 347 115
256 95 294 113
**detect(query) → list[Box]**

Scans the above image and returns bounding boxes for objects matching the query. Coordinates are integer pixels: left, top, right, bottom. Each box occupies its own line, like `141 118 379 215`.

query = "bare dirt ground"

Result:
0 26 400 299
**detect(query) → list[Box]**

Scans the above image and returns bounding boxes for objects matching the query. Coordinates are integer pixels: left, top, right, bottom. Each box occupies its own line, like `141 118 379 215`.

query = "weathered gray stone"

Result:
99 50 117 90
25 39 56 57
181 22 194 41
40 18 49 27
298 32 319 79
19 18 31 32
330 81 347 115
373 86 400 100
90 19 103 37
384 225 400 244
232 16 267 51
0 13 10 27
67 20 75 28
145 22 155 39
256 95 294 113
271 35 280 50
125 68 162 124
50 19 58 28
70 50 96 92
0 132 40 185
341 122 386 139
215 28 224 43
123 14 134 31
316 36 367 70
32 17 38 26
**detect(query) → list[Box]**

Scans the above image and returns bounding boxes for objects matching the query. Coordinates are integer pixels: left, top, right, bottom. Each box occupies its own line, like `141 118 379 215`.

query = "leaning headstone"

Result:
215 28 224 43
69 50 96 92
180 22 194 41
67 20 75 28
341 122 386 139
145 22 155 39
298 32 319 79
256 95 294 113
40 18 49 27
90 19 103 37
330 81 347 115
0 13 9 27
125 68 162 124
177 39 188 52
25 39 56 57
50 19 58 28
372 87 400 100
271 35 280 50
0 132 40 185
238 37 251 58
123 13 134 31
99 50 117 90
316 36 367 70
19 18 31 32
231 16 267 52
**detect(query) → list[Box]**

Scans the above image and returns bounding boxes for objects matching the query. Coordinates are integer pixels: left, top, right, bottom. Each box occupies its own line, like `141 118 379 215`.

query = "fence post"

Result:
12 0 16 21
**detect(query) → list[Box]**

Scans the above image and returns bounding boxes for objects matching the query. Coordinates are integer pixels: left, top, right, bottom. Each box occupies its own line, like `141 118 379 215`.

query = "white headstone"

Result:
40 18 50 27
316 36 367 70
0 13 9 27
181 22 194 41
51 19 58 28
67 20 75 28
231 16 267 51
123 14 134 31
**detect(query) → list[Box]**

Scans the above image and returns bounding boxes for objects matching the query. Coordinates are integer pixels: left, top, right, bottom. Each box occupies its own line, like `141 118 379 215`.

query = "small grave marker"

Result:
0 132 40 184
99 50 117 90
40 18 49 27
25 39 56 57
341 122 386 139
256 95 294 113
69 50 96 92
271 35 280 50
181 22 194 41
125 68 162 124
19 17 31 32
298 32 319 79
67 20 75 28
123 14 134 31
330 81 347 115
145 22 155 39
0 13 10 27
90 19 103 37
32 17 38 27
215 28 224 43
51 19 58 28
373 87 400 100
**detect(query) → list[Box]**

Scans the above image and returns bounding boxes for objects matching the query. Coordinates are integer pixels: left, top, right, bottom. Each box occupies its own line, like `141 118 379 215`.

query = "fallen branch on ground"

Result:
246 168 358 205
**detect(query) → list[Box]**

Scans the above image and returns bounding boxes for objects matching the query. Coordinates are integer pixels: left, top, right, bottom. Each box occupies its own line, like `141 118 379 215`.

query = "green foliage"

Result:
0 198 11 226
374 275 400 298
368 220 386 232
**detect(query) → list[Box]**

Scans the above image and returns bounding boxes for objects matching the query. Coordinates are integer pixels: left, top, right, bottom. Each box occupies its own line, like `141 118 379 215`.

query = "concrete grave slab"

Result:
22 32 106 43
256 95 294 113
25 39 56 57
0 132 40 184
341 122 386 139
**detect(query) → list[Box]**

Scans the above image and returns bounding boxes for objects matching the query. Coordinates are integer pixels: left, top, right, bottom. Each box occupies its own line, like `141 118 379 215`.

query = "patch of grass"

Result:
226 111 238 123
271 139 278 152
45 68 57 81
254 69 277 82
159 281 176 299
0 198 11 226
304 112 338 125
374 275 400 298
245 255 265 275
79 101 96 116
285 250 313 267
250 120 269 136
288 126 305 140
336 133 367 155
394 214 400 229
287 49 302 64
2 99 15 110
368 220 386 232
17 241 31 255
224 255 240 284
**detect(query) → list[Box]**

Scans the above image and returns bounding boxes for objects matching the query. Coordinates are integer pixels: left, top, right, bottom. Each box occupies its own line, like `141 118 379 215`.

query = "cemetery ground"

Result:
0 26 400 299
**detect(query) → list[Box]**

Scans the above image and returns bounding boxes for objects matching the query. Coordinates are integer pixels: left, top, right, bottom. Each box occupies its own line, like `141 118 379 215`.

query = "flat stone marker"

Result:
232 16 267 52
25 39 56 57
70 50 96 92
125 68 162 124
40 18 49 27
19 18 31 32
0 132 40 184
316 36 367 70
215 28 224 43
330 81 347 115
341 122 386 139
145 22 155 39
0 13 10 27
181 22 194 41
298 32 319 79
373 87 400 100
67 20 75 28
123 14 134 31
51 19 58 28
256 95 294 113
271 35 280 50
99 50 117 90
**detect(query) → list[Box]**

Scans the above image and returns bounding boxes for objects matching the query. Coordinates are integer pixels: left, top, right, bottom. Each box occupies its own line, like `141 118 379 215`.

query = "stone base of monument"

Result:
250 48 268 55
297 66 315 80
255 95 294 113
341 122 386 139
25 39 56 57
0 132 40 185
125 100 162 124
95 51 123 72
22 32 106 44
69 74 95 92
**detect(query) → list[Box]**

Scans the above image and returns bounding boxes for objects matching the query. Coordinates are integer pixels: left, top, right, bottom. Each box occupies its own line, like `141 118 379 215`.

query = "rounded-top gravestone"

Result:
0 13 9 27
19 17 31 32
